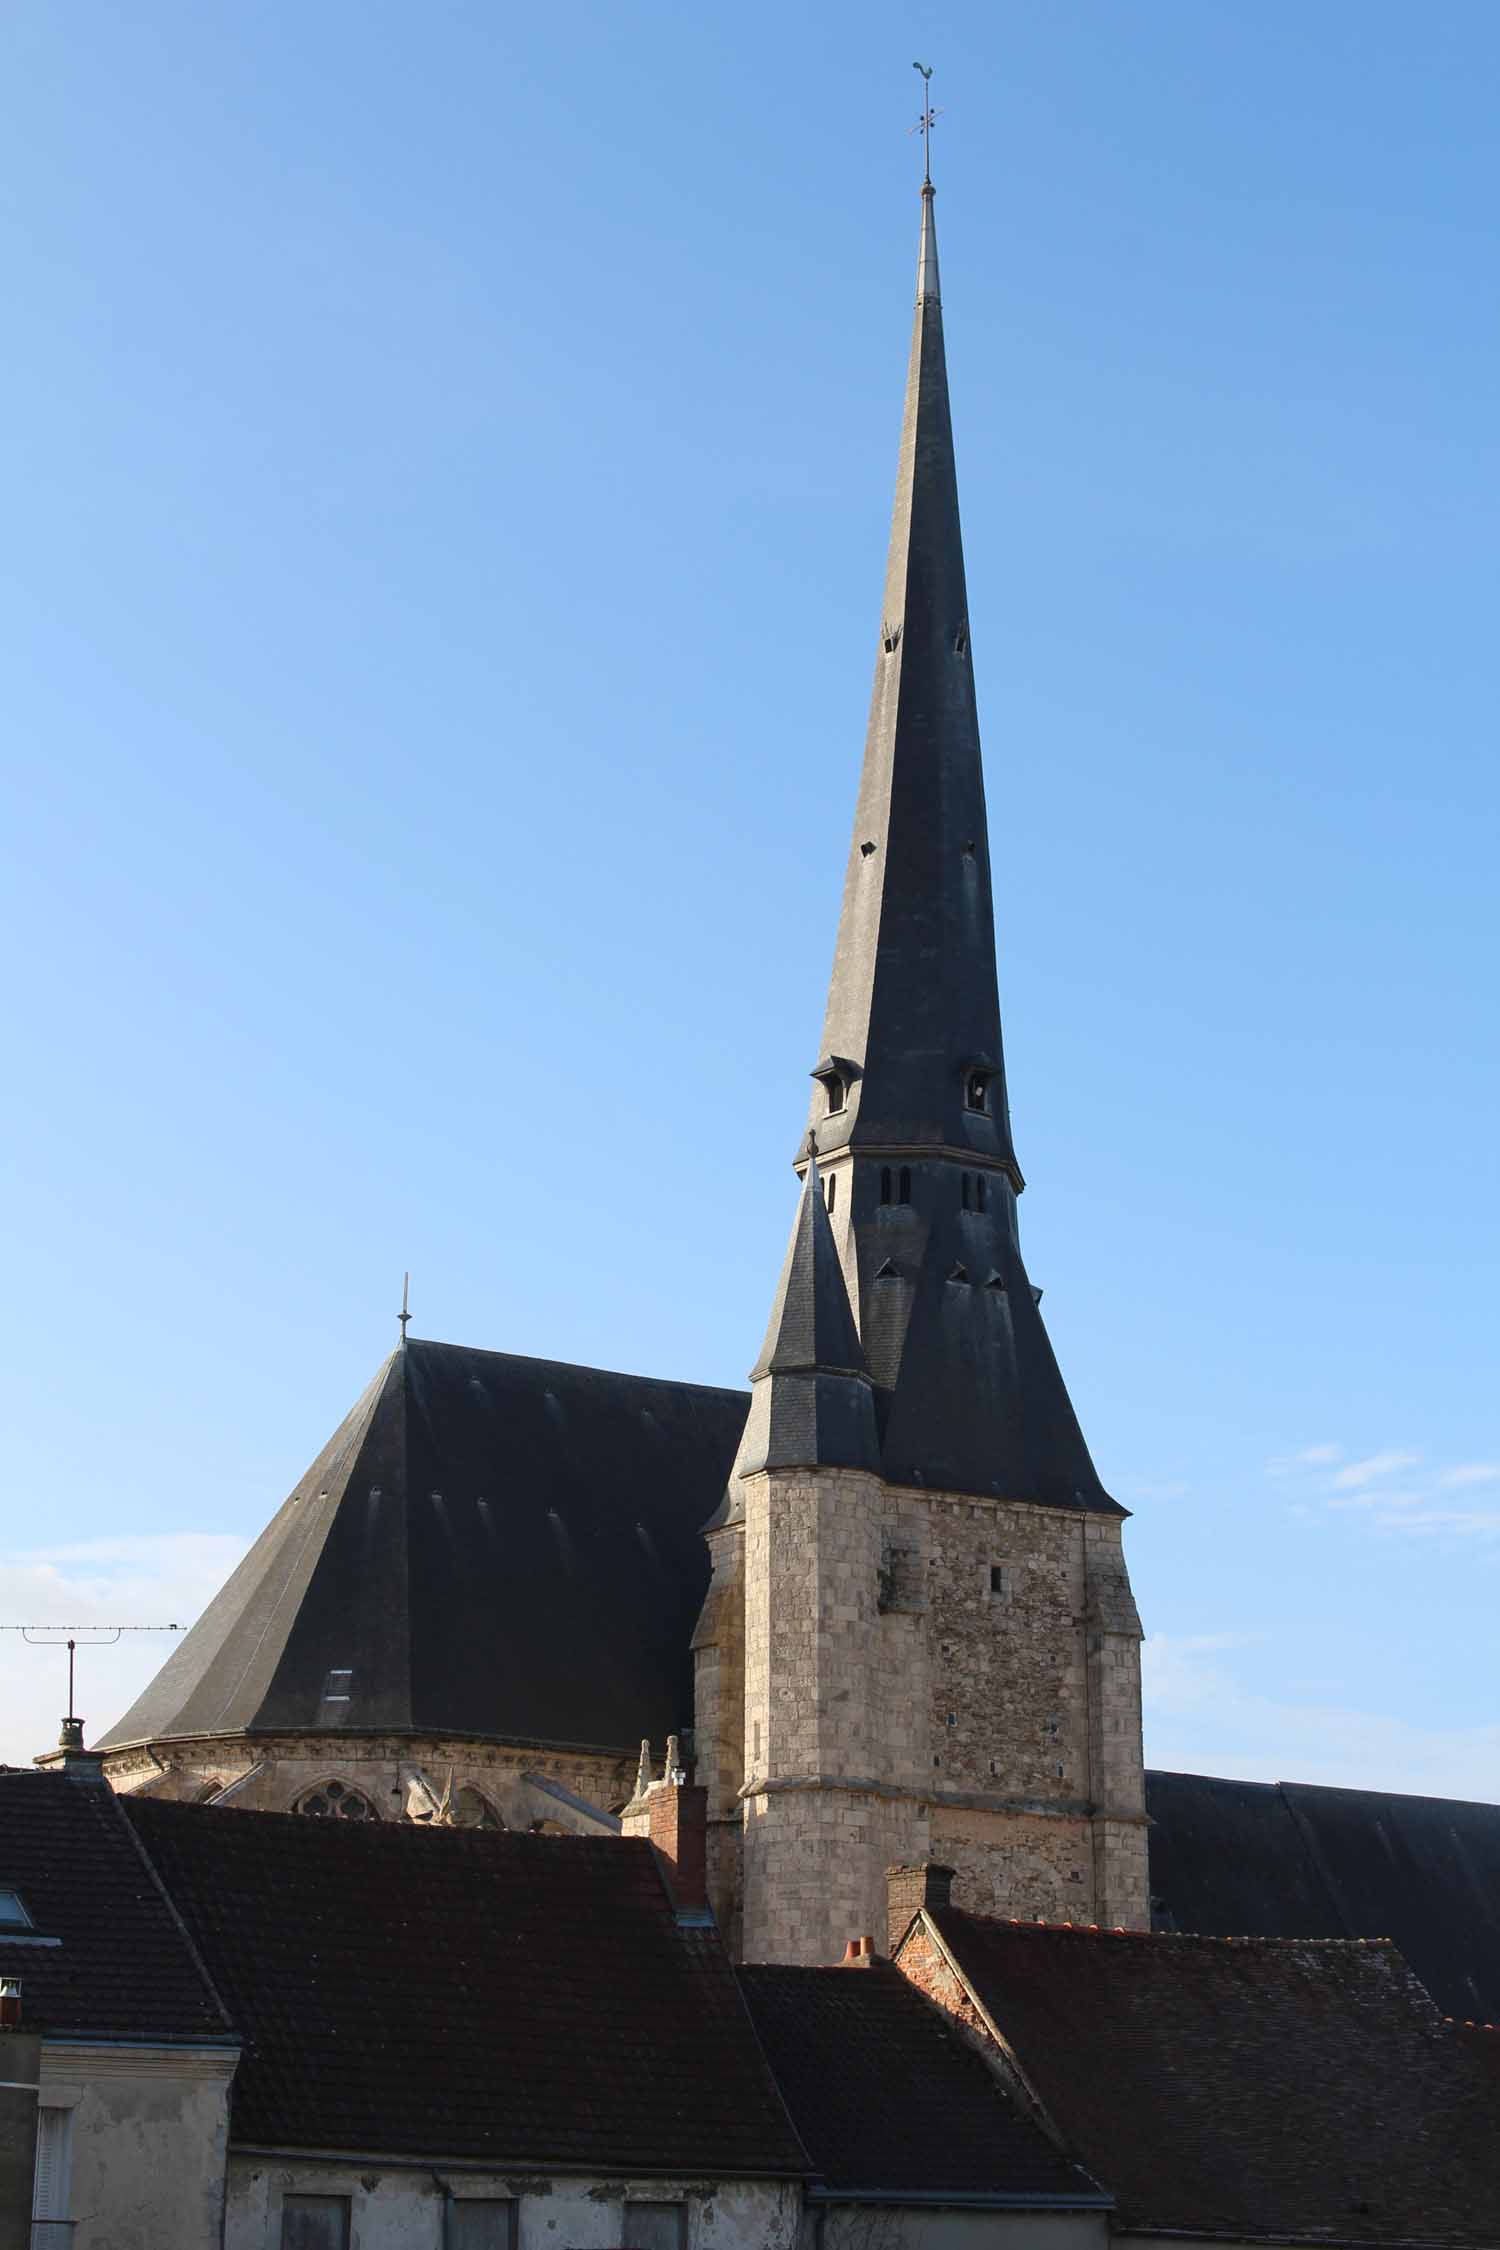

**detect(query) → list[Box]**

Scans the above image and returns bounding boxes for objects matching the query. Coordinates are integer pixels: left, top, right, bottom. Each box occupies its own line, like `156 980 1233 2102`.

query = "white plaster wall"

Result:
41 2044 235 2250
227 2157 801 2250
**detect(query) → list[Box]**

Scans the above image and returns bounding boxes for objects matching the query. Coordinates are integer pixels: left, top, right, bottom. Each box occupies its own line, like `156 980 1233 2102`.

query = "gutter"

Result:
806 2188 1112 2210
230 2144 811 2183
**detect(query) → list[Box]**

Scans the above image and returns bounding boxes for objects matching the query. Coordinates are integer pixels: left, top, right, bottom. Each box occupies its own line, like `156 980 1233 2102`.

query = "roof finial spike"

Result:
398 1271 411 1343
912 61 937 190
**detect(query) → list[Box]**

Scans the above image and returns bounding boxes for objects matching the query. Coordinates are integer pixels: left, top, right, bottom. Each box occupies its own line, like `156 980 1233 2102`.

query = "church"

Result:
84 174 1500 2007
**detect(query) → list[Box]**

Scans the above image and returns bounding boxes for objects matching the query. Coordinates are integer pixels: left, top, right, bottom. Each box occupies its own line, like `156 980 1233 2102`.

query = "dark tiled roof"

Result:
926 1909 1500 2241
100 1340 749 1756
126 1799 808 2176
1148 1768 1500 2022
737 1962 1101 2203
0 1771 229 2043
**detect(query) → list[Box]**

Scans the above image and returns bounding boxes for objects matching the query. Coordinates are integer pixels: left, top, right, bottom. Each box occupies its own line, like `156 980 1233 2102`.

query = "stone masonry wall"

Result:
735 1466 1148 1958
100 1733 637 1831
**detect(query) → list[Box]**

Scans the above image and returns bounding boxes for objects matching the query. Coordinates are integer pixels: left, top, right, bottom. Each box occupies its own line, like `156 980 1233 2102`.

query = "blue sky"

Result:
2 2 1496 1780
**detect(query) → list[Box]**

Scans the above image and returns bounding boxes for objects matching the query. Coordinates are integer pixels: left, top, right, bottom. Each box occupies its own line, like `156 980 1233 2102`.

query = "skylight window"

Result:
0 1888 33 1932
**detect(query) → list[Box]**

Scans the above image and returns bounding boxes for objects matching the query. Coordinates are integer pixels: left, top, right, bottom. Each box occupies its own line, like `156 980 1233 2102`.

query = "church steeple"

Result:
803 180 1118 1514
806 179 1017 1185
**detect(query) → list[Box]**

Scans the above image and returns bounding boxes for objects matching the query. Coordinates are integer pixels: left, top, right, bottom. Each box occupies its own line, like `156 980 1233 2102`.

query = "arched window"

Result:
296 1778 376 1821
451 1786 504 1830
826 1172 837 1214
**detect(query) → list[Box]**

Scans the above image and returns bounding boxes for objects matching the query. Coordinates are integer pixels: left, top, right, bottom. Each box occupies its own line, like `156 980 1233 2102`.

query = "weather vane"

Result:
399 1270 411 1341
911 62 941 186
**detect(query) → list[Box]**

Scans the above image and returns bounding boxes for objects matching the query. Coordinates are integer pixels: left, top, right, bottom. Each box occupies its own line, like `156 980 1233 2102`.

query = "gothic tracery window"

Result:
295 1778 376 1821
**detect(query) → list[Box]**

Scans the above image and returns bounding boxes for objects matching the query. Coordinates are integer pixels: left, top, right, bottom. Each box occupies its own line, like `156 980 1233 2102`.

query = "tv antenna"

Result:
0 1624 184 1750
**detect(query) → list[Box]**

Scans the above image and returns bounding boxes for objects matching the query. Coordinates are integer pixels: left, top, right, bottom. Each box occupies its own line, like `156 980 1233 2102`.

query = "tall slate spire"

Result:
801 181 1119 1515
806 180 1016 1181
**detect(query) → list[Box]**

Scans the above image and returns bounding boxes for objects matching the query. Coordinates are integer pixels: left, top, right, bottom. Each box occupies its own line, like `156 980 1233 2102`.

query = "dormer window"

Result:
0 1888 33 1933
964 1068 992 1114
810 1055 857 1119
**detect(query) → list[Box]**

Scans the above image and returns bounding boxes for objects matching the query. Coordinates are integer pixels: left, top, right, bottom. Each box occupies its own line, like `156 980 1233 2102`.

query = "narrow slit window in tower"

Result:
898 1166 912 1203
965 1070 989 1114
961 1173 972 1210
880 1166 893 1205
976 1174 987 1212
826 1172 837 1214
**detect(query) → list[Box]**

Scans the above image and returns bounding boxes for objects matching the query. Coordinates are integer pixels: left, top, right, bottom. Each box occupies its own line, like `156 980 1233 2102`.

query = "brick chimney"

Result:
887 1862 956 1953
646 1782 708 1914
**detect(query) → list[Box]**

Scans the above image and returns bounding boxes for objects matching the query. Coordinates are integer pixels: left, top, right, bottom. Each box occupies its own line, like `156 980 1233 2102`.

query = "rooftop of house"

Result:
1147 1767 1500 2022
915 1906 1500 2244
0 1768 231 2045
125 1798 809 2178
737 1958 1104 2207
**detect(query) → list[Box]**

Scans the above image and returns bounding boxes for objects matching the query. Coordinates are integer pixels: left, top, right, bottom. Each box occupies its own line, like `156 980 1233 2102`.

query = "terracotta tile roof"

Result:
126 1800 809 2177
923 1910 1500 2242
0 1771 230 2042
737 1962 1103 2204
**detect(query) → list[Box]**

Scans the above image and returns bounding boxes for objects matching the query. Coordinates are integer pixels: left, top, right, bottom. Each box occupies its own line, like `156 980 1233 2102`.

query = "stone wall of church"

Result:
732 1466 1149 1960
98 1733 637 1833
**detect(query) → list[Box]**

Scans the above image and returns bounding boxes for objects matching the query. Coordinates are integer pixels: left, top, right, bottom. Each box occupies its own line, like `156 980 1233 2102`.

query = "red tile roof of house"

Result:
737 1960 1105 2205
0 1770 230 2043
918 1910 1500 2242
126 1799 809 2178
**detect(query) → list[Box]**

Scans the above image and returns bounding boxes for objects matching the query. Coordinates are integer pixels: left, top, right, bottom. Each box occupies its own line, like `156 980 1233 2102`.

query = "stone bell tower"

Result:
693 175 1149 1965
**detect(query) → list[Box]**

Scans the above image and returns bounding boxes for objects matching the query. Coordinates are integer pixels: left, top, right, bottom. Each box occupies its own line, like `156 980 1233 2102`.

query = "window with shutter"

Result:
449 2200 517 2249
31 2106 73 2236
280 2193 351 2250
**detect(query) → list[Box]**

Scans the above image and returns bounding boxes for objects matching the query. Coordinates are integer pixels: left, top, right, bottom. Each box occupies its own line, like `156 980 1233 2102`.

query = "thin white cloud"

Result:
1267 1440 1500 1542
1268 1443 1343 1475
0 1532 246 1767
1330 1450 1420 1491
1143 1631 1500 1800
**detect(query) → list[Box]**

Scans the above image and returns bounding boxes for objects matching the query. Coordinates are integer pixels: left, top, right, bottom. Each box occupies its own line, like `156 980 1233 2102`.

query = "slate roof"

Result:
797 185 1120 1514
722 1154 879 1493
126 1799 809 2176
99 1340 747 1756
737 1961 1104 2205
1147 1767 1500 2023
0 1771 230 2043
921 1908 1500 2243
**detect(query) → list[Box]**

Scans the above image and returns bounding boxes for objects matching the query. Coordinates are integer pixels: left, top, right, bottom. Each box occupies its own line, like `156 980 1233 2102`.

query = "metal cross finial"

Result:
398 1271 411 1341
912 62 939 186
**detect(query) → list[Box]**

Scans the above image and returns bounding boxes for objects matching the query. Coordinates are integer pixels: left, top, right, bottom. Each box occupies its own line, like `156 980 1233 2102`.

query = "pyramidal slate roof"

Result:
99 1339 748 1757
726 1151 879 1489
